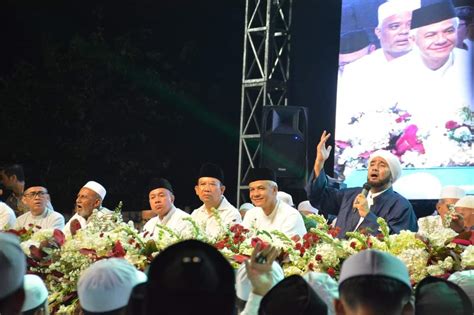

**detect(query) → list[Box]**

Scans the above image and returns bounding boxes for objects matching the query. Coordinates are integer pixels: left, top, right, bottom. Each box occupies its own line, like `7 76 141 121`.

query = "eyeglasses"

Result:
23 191 48 199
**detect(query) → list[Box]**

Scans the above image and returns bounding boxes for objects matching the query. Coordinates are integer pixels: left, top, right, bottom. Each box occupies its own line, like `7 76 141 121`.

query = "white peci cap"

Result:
22 274 48 312
83 181 107 200
378 0 421 26
440 186 466 200
277 191 294 207
0 232 26 299
78 258 147 312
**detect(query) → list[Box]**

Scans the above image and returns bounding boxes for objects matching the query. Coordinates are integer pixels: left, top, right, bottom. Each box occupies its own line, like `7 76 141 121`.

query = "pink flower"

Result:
336 140 350 149
445 120 460 130
395 124 425 156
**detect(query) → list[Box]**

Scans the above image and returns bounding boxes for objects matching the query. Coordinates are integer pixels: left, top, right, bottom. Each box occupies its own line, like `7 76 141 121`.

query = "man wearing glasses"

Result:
14 185 64 231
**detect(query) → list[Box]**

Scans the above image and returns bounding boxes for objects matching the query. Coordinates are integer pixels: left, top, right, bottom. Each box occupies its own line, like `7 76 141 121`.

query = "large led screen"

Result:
335 0 473 198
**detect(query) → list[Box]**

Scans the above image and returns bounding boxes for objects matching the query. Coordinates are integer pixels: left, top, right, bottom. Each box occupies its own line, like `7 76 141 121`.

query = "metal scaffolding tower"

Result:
237 0 293 206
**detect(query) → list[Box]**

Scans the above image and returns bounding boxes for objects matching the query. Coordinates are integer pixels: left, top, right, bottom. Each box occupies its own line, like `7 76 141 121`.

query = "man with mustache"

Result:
306 131 417 238
63 180 112 234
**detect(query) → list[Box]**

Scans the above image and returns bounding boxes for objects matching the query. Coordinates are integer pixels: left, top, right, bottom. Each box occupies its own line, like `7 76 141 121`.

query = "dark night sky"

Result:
0 0 341 213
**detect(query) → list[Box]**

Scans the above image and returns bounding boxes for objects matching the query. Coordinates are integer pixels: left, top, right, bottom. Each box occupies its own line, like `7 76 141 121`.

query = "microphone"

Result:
353 182 372 212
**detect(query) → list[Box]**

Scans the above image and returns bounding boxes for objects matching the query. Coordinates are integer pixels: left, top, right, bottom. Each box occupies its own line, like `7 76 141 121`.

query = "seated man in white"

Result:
15 184 64 230
242 167 306 237
0 201 16 230
64 181 112 234
191 163 241 238
142 178 192 238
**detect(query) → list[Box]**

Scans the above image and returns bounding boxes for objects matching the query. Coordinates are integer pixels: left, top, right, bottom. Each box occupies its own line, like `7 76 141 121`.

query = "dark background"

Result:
0 0 341 213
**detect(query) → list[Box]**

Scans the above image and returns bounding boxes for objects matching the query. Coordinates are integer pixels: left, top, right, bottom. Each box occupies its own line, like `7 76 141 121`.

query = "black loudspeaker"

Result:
260 106 308 181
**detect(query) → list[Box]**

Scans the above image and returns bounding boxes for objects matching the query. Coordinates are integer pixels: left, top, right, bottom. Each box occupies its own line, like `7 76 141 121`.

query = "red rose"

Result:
445 120 460 130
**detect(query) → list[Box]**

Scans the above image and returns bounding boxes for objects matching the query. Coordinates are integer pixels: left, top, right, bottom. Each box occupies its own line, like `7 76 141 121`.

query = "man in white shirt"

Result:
242 167 306 237
337 0 421 118
142 178 192 238
63 181 112 234
386 0 473 126
0 202 16 230
191 163 241 239
15 185 64 230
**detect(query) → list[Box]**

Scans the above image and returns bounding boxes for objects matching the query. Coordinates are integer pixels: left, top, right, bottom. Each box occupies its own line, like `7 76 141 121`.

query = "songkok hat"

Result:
235 261 284 301
239 202 254 212
0 232 26 299
303 272 339 314
277 191 294 207
440 185 466 199
198 163 224 184
453 0 474 19
83 181 107 200
368 150 402 183
22 274 48 312
339 250 411 289
455 195 474 209
258 275 327 315
415 276 473 314
146 240 235 315
78 258 147 313
298 200 319 215
247 167 277 185
411 0 456 29
449 271 474 306
378 0 421 26
339 30 370 54
147 177 174 194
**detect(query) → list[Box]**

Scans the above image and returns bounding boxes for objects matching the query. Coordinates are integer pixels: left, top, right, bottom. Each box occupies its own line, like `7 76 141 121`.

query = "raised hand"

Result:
244 242 280 296
313 130 332 177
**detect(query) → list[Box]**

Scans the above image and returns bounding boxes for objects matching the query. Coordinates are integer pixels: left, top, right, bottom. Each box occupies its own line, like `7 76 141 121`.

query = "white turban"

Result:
78 258 147 312
378 0 421 26
368 150 402 183
83 181 107 200
0 232 26 299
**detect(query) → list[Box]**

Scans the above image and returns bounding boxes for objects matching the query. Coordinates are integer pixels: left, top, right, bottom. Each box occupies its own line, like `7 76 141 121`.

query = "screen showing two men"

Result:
335 0 473 198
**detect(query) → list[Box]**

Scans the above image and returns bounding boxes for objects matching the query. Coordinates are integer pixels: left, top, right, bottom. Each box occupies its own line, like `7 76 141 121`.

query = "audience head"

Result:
147 178 175 219
78 258 147 314
367 150 402 192
22 274 48 314
436 185 466 218
239 202 254 219
453 0 474 47
247 168 278 214
335 250 412 315
75 181 106 219
449 270 474 307
339 30 374 73
411 0 458 70
304 272 339 314
0 164 25 189
415 276 472 315
297 200 319 216
146 239 235 315
22 185 50 216
276 191 294 207
195 163 226 209
0 232 26 315
376 0 421 60
454 195 474 229
258 275 327 315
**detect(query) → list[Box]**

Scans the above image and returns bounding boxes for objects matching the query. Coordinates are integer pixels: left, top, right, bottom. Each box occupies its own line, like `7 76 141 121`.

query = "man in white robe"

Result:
142 178 192 238
0 202 16 230
242 167 306 237
191 163 241 239
15 185 64 230
63 181 112 234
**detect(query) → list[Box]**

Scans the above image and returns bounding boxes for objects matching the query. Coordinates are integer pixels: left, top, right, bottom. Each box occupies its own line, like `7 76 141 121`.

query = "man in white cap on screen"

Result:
337 0 421 116
0 232 26 315
454 195 474 232
306 131 417 238
78 258 147 314
64 180 112 234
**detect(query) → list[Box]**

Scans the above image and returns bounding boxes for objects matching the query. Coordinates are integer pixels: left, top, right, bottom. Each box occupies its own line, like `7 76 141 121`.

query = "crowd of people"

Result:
1 126 473 314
